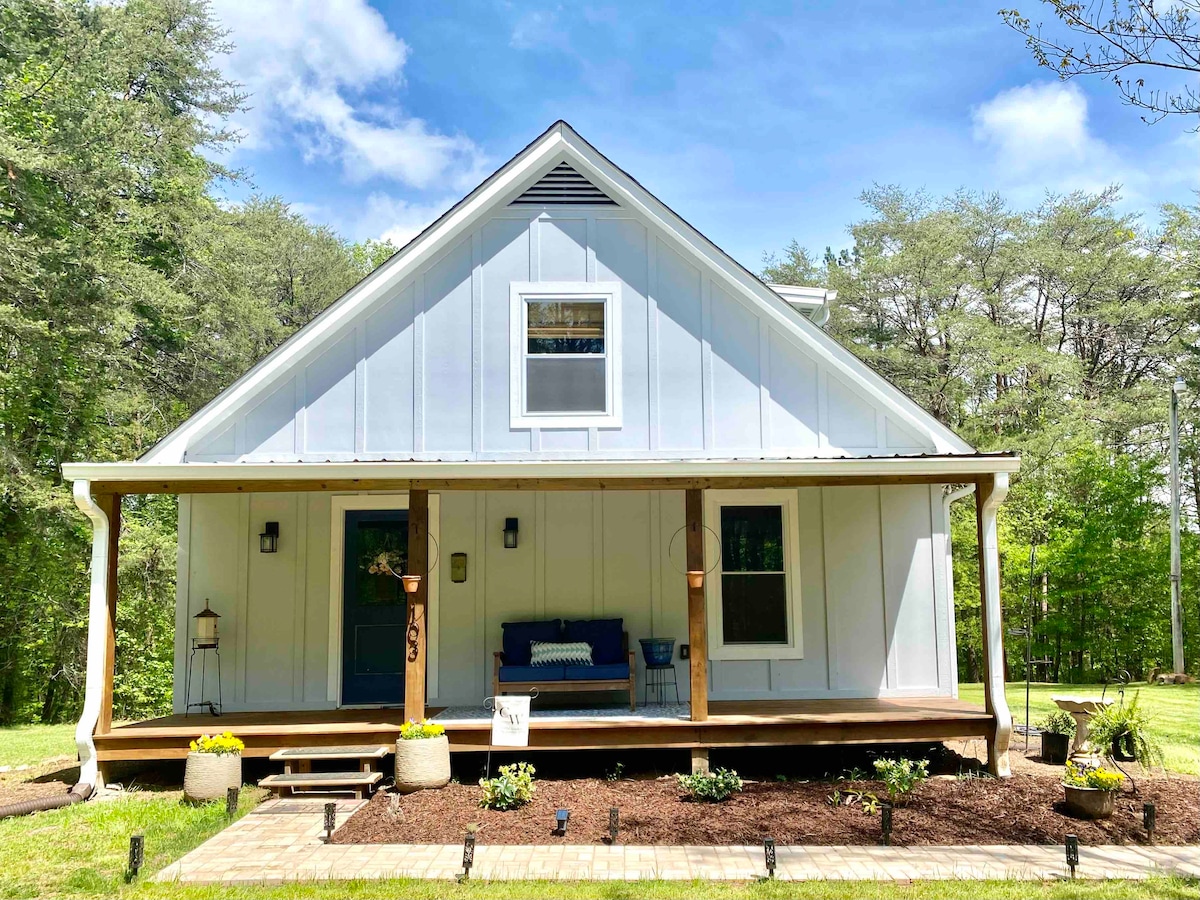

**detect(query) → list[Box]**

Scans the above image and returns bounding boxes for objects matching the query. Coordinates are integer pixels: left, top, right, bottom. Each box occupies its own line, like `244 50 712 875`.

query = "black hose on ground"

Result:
0 782 93 820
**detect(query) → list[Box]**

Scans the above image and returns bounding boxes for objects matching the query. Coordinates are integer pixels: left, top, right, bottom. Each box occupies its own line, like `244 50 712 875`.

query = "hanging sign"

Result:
491 695 531 747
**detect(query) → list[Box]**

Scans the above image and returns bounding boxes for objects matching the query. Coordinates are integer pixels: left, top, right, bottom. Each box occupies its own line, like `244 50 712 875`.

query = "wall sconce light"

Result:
259 521 279 553
503 517 519 549
401 574 422 594
193 600 220 647
451 552 468 583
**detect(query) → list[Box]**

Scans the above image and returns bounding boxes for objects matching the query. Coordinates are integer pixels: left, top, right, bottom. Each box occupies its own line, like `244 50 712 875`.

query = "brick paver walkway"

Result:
154 798 1200 885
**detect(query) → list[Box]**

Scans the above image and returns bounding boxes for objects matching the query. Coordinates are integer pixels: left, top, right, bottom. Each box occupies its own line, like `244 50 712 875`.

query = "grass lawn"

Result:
958 682 1199 775
0 722 77 768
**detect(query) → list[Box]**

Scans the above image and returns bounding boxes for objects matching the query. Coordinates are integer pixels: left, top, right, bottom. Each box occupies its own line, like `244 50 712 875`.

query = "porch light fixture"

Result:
401 574 422 594
193 600 219 647
259 521 279 553
503 517 519 549
555 808 570 835
1065 833 1079 878
763 837 776 878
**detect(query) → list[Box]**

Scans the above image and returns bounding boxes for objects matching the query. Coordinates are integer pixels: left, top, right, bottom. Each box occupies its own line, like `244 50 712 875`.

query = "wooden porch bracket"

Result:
975 474 1012 777
95 493 120 736
405 489 429 721
685 488 708 722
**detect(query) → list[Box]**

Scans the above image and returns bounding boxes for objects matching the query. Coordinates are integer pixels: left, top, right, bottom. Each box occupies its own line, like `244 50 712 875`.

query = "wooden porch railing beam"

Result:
685 488 708 722
405 489 429 721
975 473 1012 777
96 493 120 735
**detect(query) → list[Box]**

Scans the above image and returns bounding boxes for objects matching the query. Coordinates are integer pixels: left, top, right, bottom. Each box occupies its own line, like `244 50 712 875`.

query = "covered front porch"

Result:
64 455 1019 783
93 697 994 762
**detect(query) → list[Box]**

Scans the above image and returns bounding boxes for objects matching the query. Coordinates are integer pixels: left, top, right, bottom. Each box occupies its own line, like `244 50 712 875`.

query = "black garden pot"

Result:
1042 731 1070 764
1111 731 1137 763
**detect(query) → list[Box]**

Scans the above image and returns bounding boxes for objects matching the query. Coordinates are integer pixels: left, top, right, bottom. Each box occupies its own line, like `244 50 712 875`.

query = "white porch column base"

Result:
978 473 1012 777
72 480 111 790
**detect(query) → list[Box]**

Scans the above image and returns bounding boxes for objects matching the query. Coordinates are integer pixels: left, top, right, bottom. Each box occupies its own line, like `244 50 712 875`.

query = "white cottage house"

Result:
63 122 1017 790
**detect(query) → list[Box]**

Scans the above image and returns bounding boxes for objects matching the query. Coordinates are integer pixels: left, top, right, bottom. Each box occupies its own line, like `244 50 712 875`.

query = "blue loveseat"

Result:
492 618 636 711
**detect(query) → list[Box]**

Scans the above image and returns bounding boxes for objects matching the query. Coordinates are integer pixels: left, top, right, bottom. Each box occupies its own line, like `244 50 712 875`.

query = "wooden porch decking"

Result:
94 698 993 762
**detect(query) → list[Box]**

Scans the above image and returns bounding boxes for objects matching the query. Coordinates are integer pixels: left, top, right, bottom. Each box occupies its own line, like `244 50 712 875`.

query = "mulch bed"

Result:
333 773 1200 846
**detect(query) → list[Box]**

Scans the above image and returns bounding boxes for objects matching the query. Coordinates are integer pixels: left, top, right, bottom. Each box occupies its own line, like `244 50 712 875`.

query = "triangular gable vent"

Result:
509 162 618 206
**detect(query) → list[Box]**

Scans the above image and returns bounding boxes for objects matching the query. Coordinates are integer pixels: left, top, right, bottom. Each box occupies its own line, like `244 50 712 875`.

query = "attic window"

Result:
510 282 623 429
509 163 618 206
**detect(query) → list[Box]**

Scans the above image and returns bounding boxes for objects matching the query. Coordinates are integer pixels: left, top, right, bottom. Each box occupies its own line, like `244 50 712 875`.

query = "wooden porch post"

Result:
95 494 120 736
685 488 708 723
975 474 1013 777
405 489 429 721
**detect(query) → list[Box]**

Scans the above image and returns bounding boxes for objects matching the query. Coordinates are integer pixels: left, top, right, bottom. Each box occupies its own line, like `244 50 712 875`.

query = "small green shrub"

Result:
827 786 881 815
1087 693 1163 767
479 762 536 810
605 761 625 782
873 757 929 805
188 732 244 755
399 719 446 740
1039 710 1075 736
677 767 743 802
1063 761 1123 791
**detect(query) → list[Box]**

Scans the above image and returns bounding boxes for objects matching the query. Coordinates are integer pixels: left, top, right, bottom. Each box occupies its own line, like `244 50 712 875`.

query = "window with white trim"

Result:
705 490 804 660
510 282 622 428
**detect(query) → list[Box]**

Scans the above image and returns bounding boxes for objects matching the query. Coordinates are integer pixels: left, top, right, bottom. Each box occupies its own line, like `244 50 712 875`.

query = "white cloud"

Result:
211 0 487 190
510 8 569 50
971 82 1091 175
361 194 457 247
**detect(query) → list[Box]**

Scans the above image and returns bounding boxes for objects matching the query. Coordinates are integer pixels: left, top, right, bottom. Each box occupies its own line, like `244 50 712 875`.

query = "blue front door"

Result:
341 509 408 705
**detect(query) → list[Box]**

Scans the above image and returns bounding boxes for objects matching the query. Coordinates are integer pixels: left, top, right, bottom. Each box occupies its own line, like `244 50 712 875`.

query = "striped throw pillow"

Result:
529 640 593 667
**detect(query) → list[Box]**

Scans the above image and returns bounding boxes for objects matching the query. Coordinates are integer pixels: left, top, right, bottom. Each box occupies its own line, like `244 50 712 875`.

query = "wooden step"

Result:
269 744 391 774
259 770 383 799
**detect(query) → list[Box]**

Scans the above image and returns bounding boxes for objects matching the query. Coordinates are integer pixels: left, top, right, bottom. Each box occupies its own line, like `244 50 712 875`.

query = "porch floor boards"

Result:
95 698 992 762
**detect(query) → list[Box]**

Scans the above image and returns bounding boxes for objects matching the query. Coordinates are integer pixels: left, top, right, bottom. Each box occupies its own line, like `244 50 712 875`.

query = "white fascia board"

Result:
140 126 575 464
557 127 973 455
62 455 1021 484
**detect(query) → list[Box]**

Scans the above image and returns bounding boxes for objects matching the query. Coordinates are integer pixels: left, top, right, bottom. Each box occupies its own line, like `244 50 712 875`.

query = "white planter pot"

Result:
184 752 242 803
394 735 450 793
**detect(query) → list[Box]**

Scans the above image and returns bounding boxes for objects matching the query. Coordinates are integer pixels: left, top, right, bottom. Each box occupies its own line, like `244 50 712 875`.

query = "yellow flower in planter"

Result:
189 732 245 755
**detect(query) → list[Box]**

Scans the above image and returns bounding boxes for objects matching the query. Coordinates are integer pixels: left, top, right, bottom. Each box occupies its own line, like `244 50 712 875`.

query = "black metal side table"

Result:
644 663 679 705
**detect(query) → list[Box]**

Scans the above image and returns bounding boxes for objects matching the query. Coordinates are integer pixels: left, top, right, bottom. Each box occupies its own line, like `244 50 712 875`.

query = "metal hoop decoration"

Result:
667 522 722 578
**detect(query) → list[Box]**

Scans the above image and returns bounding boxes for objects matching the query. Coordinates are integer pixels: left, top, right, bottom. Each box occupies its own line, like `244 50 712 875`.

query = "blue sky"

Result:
210 0 1198 270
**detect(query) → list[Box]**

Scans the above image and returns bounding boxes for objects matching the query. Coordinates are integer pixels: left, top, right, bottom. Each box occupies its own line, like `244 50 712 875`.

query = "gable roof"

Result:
136 121 974 465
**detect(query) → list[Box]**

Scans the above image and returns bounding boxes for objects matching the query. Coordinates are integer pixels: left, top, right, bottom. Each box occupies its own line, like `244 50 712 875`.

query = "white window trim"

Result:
327 493 440 706
704 489 804 660
509 281 623 429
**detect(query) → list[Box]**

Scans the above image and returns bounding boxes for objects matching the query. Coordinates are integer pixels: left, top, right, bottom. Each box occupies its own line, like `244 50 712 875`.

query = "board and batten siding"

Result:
174 485 956 712
181 210 934 462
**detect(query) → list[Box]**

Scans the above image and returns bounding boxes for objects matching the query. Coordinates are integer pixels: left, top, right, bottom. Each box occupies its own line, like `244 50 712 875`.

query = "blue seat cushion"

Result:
564 663 630 681
499 664 564 683
501 619 562 666
563 618 624 665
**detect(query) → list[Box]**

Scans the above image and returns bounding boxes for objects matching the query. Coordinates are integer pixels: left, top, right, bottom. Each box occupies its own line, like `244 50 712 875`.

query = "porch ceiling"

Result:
63 454 1019 495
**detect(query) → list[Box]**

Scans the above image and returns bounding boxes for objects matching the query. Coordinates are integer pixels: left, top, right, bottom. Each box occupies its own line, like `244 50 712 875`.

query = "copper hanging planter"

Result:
667 522 722 589
401 574 422 594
